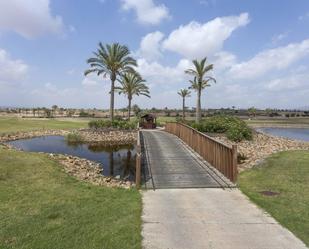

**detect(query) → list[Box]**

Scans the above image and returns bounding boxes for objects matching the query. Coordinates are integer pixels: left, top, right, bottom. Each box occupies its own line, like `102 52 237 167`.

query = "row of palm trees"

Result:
178 57 216 123
85 43 149 121
85 42 215 124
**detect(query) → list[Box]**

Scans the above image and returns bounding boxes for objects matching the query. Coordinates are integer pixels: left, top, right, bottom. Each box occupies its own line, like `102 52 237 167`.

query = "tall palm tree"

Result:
115 72 150 120
177 89 191 120
85 43 137 121
185 57 216 123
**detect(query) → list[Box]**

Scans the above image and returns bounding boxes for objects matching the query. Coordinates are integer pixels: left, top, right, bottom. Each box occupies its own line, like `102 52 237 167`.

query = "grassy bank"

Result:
0 147 142 249
239 150 309 246
246 117 309 128
0 117 89 134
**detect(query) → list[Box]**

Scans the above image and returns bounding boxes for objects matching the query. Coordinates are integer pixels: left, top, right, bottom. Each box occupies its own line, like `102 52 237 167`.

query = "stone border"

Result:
48 153 134 189
213 131 309 172
0 129 138 145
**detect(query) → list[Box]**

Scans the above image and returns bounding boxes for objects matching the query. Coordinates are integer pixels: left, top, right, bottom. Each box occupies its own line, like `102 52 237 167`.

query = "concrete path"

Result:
142 130 232 189
142 188 307 249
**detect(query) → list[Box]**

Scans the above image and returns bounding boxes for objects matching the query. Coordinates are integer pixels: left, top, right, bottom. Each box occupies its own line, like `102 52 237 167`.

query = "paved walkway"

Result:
142 188 308 249
141 130 232 189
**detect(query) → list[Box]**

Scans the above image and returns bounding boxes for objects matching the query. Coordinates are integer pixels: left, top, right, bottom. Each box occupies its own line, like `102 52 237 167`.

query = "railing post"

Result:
136 152 141 189
232 145 238 183
135 130 142 189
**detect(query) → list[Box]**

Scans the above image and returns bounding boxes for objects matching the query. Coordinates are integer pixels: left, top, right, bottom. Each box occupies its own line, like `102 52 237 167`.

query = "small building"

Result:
140 114 156 129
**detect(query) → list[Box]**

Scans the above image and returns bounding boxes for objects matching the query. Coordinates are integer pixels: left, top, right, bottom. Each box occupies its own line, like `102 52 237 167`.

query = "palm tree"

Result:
185 57 216 123
177 89 191 120
85 43 137 121
115 72 150 120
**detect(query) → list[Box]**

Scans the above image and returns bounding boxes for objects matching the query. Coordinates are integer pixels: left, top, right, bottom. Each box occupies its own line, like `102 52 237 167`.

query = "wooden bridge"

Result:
135 123 237 189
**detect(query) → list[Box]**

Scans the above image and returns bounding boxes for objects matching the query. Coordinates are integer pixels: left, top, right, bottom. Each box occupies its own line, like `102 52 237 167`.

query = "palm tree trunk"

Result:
110 74 116 121
182 97 185 120
196 90 201 123
128 97 132 121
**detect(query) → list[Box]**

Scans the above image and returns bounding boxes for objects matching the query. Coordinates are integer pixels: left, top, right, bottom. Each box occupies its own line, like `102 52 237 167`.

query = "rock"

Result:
214 132 309 172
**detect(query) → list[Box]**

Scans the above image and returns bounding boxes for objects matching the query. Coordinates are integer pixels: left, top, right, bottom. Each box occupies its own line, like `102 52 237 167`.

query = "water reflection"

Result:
7 136 136 180
257 128 309 142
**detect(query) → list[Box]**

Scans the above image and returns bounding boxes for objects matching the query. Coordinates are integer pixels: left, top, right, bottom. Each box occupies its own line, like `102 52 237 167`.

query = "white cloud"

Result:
162 13 249 59
120 0 170 25
298 12 309 21
264 73 309 92
137 58 191 85
82 76 100 87
271 32 289 45
0 0 64 38
212 51 237 71
68 25 76 33
66 69 76 75
0 49 29 86
137 31 164 61
27 81 124 108
199 0 217 7
228 39 309 79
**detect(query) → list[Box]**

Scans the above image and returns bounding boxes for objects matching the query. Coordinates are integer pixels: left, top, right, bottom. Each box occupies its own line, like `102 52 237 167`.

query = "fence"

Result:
165 122 238 182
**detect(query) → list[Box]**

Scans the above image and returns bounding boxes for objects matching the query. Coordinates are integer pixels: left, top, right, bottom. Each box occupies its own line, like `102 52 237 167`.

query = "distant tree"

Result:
265 108 272 117
115 72 150 121
43 108 51 118
85 43 137 121
132 104 141 117
248 107 257 118
185 57 216 123
177 89 191 120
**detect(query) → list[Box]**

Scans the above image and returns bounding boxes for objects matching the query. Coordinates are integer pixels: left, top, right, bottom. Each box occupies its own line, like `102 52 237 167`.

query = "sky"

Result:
0 0 309 110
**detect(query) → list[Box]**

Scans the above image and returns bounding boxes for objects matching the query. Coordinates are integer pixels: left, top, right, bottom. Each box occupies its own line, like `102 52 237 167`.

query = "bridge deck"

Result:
141 130 232 189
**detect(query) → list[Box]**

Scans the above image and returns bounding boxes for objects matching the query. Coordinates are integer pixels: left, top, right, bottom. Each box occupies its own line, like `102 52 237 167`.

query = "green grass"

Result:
239 151 309 246
246 117 309 126
0 117 89 134
0 147 142 249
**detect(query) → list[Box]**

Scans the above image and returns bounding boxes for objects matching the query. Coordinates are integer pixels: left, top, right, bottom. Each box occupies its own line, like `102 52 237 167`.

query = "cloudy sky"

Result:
0 0 308 109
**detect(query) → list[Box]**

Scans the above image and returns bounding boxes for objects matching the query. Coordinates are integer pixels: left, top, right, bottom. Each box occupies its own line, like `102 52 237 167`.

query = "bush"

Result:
88 119 138 130
226 123 252 142
189 115 252 142
66 132 84 143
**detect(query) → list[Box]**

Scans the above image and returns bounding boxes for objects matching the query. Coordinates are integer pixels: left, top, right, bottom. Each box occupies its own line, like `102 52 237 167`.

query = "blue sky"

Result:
0 0 309 109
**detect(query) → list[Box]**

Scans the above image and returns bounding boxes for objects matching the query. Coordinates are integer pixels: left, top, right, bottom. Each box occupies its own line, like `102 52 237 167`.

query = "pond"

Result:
7 136 136 180
257 127 309 142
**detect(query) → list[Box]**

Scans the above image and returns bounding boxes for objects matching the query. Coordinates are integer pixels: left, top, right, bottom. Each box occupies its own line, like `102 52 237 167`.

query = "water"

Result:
257 128 309 142
7 136 136 180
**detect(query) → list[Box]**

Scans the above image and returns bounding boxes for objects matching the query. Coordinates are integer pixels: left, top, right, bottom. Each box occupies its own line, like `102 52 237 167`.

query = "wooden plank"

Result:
142 130 232 188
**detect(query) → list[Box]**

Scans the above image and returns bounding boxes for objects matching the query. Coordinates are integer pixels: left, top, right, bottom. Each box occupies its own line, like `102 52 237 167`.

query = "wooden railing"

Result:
165 122 238 183
135 128 142 189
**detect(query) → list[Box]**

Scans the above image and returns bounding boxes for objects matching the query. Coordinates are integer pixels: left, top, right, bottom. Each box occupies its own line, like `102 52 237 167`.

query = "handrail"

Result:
135 128 142 189
178 122 232 148
165 122 238 183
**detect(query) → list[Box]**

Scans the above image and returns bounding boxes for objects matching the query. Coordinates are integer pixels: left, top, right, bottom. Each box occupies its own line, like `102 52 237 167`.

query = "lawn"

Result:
239 150 309 246
0 146 142 249
246 117 309 127
0 117 89 134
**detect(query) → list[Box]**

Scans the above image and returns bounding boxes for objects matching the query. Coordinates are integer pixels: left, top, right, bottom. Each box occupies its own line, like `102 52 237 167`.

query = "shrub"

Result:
66 132 84 143
88 119 137 130
226 123 252 142
189 115 253 142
